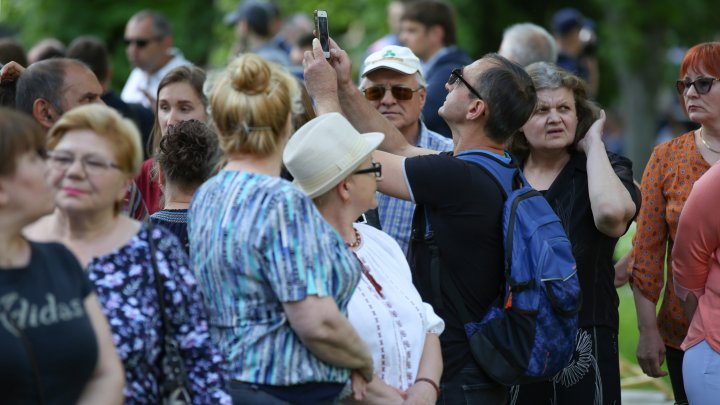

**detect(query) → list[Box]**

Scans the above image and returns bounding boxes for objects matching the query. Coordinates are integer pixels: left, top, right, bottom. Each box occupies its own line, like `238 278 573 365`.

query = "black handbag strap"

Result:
145 220 190 389
146 221 172 344
2 312 46 404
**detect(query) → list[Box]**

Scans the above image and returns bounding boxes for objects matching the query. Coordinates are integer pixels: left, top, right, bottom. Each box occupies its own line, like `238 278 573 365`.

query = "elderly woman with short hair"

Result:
25 104 231 404
284 113 445 405
507 62 639 405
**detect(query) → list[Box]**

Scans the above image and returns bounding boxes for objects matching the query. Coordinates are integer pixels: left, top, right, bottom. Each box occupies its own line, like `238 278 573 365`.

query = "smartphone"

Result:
314 9 330 59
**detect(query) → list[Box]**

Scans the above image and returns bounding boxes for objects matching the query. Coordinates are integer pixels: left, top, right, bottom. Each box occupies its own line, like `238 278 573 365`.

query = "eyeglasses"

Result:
47 150 120 175
353 161 382 178
123 37 160 48
676 77 720 96
362 85 421 101
448 67 483 100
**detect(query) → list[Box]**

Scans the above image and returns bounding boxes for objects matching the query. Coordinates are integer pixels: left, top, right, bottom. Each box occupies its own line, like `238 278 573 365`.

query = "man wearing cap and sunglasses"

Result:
121 10 190 109
304 36 536 403
360 45 452 254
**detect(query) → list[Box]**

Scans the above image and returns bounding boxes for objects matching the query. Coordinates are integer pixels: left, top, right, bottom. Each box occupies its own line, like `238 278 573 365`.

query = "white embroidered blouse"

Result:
348 223 445 390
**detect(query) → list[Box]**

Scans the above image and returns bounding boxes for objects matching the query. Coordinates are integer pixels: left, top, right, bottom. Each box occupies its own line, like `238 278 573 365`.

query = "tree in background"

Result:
3 0 718 176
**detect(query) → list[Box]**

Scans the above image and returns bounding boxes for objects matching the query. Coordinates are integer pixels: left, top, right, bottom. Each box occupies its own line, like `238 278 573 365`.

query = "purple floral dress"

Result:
87 222 231 404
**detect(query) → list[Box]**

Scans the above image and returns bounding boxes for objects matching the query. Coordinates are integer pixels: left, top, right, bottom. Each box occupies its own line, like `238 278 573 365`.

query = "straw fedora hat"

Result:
283 113 384 198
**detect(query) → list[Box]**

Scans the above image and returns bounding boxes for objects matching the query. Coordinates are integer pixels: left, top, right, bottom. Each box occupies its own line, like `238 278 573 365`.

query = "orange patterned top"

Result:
629 131 711 349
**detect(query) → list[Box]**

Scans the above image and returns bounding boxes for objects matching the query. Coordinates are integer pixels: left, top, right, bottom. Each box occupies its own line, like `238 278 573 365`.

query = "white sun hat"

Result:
283 113 385 198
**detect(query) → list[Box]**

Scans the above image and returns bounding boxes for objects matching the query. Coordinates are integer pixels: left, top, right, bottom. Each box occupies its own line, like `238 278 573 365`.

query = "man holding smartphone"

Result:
304 36 537 404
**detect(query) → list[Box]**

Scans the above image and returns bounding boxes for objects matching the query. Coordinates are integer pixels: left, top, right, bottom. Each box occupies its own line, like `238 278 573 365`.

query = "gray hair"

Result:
360 71 426 90
129 10 172 38
499 23 558 67
16 58 70 115
507 62 599 161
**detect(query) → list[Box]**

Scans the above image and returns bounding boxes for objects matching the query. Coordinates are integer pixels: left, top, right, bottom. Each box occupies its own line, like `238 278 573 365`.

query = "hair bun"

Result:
229 54 272 95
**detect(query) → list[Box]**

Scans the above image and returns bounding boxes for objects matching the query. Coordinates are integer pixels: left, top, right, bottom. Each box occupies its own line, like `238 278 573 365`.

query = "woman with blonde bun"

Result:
189 54 374 404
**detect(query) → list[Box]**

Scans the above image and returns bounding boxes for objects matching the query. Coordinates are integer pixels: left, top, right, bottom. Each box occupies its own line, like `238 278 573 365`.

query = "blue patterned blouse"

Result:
188 170 361 386
87 223 231 405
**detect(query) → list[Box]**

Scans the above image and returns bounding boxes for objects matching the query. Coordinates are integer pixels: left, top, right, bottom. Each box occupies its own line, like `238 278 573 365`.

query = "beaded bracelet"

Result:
415 377 441 397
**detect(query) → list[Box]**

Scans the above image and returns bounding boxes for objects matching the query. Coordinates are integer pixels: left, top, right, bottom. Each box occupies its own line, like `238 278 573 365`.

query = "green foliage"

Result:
0 0 216 92
3 0 718 175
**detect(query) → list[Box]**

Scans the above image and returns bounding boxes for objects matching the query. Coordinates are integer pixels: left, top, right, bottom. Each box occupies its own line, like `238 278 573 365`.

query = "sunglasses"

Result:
362 85 420 101
448 67 483 100
676 77 720 96
123 37 160 48
353 161 382 178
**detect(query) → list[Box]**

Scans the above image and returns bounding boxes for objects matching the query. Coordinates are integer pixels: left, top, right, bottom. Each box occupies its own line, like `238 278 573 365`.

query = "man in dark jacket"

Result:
399 0 471 138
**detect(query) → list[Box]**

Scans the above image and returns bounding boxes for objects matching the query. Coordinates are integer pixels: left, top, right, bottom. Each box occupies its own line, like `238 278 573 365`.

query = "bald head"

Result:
499 23 557 67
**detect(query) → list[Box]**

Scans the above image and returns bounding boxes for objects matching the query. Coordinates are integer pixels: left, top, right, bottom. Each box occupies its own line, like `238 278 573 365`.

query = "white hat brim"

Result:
294 131 385 199
362 60 418 77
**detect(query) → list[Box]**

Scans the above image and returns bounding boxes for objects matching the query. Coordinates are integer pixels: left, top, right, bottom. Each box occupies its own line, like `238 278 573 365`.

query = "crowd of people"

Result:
1 1 719 405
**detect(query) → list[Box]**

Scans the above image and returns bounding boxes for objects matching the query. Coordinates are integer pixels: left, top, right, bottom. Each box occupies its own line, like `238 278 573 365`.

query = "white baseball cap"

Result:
361 45 424 80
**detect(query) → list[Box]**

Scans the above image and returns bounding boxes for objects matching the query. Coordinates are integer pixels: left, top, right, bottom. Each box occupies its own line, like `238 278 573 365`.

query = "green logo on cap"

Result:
382 50 397 58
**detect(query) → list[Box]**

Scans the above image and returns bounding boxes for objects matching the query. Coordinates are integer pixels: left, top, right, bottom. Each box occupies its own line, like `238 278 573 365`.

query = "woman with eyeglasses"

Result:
0 107 124 404
627 42 720 405
24 105 231 404
284 113 444 404
189 54 374 404
507 62 639 405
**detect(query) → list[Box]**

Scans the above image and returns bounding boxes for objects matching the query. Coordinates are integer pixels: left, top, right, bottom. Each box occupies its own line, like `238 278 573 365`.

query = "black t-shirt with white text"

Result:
0 242 98 404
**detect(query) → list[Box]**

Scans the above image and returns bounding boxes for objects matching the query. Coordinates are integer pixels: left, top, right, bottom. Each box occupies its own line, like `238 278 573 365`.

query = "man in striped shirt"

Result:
359 45 453 253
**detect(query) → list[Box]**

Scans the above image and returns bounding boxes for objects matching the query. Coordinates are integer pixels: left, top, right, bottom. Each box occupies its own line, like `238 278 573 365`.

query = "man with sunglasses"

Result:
360 45 452 254
121 10 190 109
304 37 536 403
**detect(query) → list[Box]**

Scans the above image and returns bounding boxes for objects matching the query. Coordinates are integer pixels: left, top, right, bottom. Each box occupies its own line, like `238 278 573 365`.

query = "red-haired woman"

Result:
629 42 720 405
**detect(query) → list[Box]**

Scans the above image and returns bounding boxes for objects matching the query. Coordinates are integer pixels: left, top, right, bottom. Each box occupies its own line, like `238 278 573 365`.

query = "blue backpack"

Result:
437 151 582 386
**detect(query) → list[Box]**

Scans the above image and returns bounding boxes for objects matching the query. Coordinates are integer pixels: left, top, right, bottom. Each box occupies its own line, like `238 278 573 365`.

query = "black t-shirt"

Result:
405 152 507 380
0 242 98 404
540 151 639 331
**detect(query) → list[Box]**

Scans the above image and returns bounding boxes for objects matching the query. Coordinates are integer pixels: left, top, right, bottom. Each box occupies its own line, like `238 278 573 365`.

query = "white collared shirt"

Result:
121 48 190 108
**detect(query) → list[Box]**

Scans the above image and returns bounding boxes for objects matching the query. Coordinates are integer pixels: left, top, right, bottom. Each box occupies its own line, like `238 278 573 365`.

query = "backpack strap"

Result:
423 205 444 312
455 151 525 193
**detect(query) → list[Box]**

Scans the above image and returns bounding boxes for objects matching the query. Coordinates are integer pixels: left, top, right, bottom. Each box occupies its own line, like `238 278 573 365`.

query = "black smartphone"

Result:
314 9 330 59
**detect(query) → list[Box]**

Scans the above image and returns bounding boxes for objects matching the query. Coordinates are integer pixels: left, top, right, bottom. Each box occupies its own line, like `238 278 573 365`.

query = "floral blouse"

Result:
87 222 231 404
629 131 711 349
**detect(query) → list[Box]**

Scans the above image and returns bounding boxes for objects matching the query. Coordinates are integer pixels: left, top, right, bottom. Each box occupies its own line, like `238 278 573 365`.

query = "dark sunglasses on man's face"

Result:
123 37 158 48
362 85 420 101
676 77 720 96
447 67 483 100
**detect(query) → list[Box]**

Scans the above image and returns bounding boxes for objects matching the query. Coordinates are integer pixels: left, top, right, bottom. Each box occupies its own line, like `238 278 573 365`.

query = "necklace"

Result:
345 227 362 249
345 227 384 297
699 127 720 153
